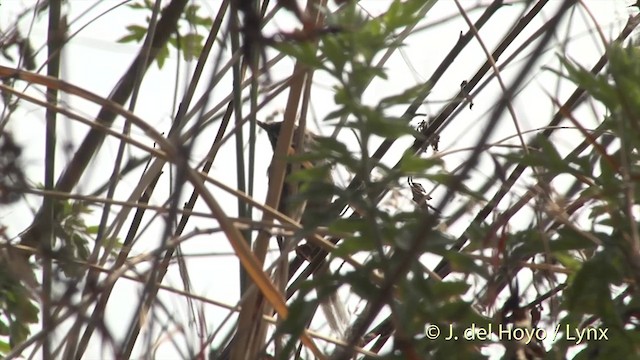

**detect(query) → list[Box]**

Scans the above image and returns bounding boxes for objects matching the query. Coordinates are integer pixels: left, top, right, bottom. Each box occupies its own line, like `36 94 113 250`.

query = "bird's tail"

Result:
315 260 349 337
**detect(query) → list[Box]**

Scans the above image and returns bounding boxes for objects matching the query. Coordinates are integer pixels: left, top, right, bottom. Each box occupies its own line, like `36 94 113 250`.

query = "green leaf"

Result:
501 136 583 178
434 250 490 278
398 153 443 173
565 252 623 315
347 114 412 139
117 33 142 44
383 0 426 31
608 45 640 116
272 42 324 68
558 57 619 110
536 134 564 165
596 149 620 190
553 252 582 272
126 1 146 10
180 32 204 61
278 298 317 336
333 234 377 256
424 172 485 201
329 218 367 234
507 228 597 260
551 227 600 252
311 136 351 157
0 340 10 355
184 4 201 24
343 265 381 299
286 163 331 183
378 83 431 108
332 85 351 106
117 24 147 44
428 280 470 299
324 105 350 121
156 44 169 69
321 36 346 73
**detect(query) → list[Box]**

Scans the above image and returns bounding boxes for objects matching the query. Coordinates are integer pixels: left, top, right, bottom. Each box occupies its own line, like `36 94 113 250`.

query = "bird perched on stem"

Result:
257 120 336 224
257 120 348 335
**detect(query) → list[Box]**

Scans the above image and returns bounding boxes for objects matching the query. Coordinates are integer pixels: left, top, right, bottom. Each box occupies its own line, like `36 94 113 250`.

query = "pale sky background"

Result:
0 0 636 358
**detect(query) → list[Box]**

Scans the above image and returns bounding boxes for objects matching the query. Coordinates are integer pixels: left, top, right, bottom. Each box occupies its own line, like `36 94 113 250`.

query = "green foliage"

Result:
54 201 93 277
117 1 211 68
542 43 640 357
0 267 39 349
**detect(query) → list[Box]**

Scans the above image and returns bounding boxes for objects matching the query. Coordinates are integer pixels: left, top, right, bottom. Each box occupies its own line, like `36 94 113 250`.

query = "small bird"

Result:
257 120 334 225
257 120 348 335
